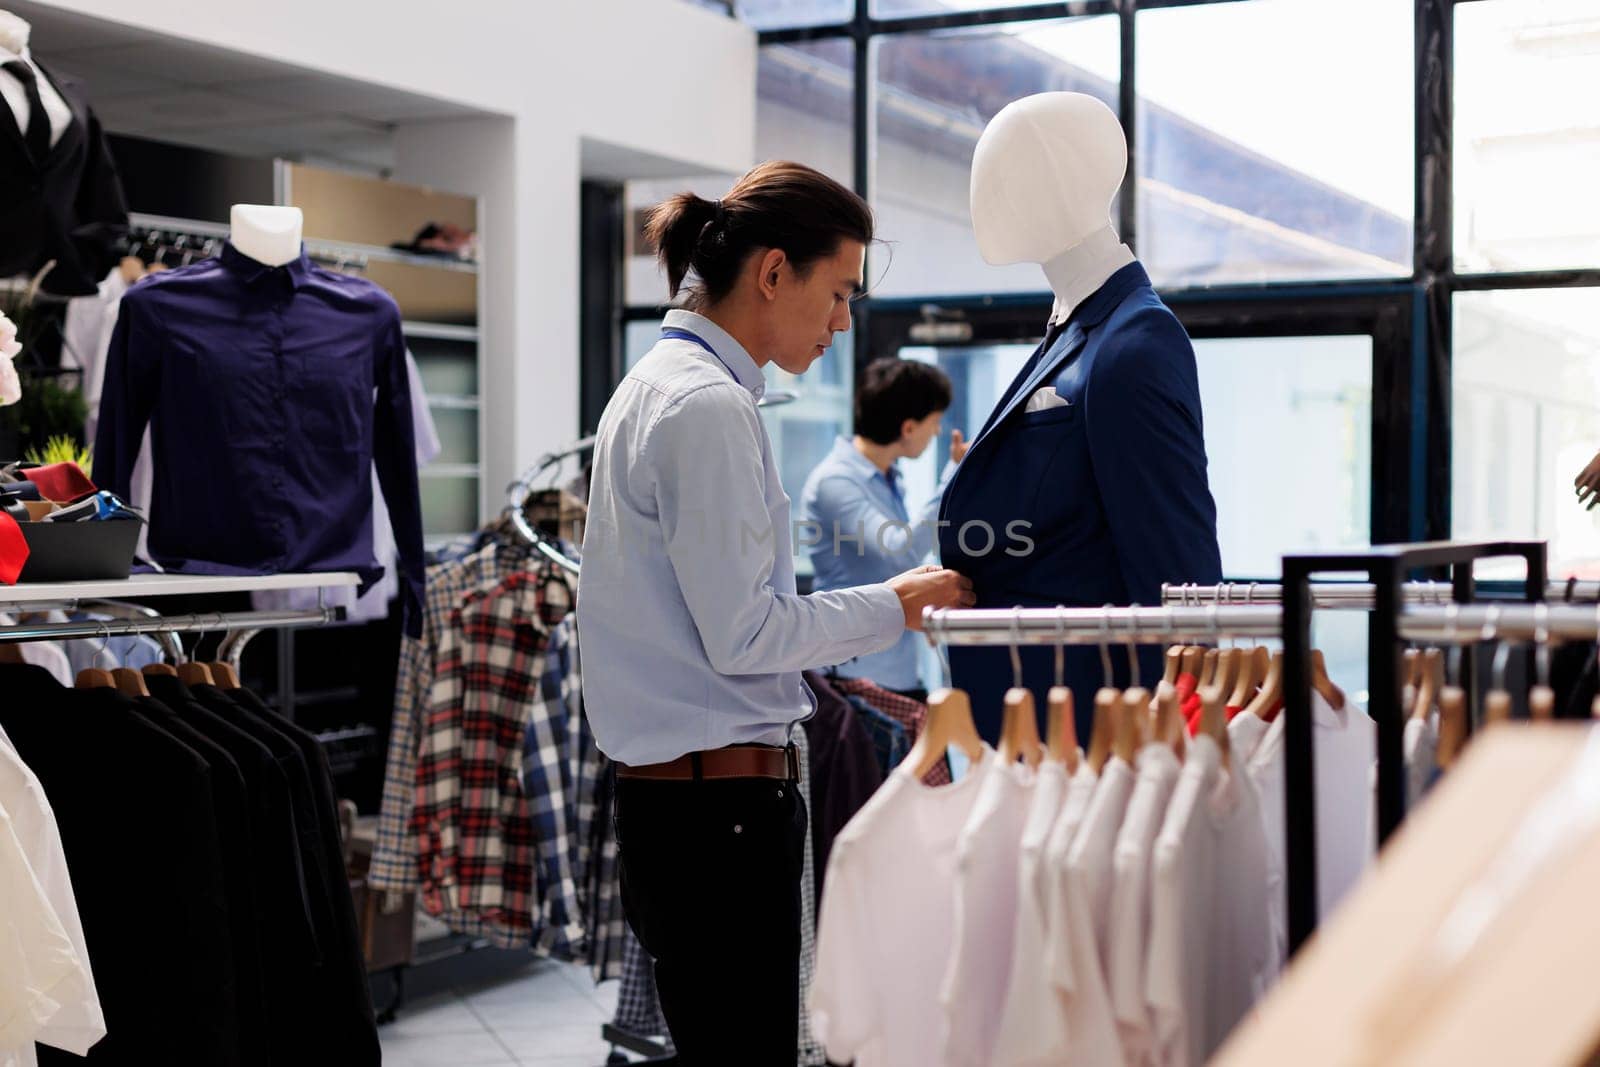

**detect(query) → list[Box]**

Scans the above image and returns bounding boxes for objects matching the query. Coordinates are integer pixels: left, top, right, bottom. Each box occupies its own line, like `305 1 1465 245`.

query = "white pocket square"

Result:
1025 387 1071 413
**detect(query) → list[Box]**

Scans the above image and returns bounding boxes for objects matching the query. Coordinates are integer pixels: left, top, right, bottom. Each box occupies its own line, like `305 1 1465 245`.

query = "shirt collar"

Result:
662 309 766 401
219 240 315 291
827 435 900 489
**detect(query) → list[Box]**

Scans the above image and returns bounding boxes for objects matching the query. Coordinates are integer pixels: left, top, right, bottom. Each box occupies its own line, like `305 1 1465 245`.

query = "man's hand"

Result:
1577 451 1600 511
888 564 976 631
950 428 969 465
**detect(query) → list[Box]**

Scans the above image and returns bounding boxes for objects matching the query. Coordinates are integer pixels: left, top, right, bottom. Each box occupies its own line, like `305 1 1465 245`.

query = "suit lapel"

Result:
0 68 30 167
970 321 1086 453
34 62 83 168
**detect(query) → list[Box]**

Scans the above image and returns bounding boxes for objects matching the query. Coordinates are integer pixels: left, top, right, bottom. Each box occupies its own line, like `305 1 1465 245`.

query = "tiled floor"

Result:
379 956 636 1067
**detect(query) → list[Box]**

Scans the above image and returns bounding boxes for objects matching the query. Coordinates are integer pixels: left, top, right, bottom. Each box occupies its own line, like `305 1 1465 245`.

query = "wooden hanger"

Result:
1153 680 1186 756
1245 650 1284 721
1046 686 1080 771
74 667 115 688
1198 648 1220 690
1197 673 1232 761
1087 686 1119 773
1310 649 1347 712
1160 646 1182 689
111 667 149 697
908 688 985 781
1528 685 1555 720
143 663 178 678
1483 640 1513 725
209 661 242 689
1180 645 1204 680
1412 649 1442 722
1436 684 1468 771
1591 694 1600 720
1114 686 1151 764
0 644 24 665
1000 688 1044 767
178 661 215 687
1227 644 1263 709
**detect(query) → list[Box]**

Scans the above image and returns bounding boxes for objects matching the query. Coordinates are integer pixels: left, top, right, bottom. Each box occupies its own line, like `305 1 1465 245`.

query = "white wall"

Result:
30 0 757 512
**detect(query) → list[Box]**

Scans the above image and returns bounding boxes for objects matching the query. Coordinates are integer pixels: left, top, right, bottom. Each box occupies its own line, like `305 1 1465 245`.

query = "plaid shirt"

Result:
829 677 951 786
412 571 573 938
372 543 536 897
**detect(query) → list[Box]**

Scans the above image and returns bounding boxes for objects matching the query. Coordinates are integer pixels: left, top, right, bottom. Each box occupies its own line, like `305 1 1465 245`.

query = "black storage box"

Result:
15 518 142 582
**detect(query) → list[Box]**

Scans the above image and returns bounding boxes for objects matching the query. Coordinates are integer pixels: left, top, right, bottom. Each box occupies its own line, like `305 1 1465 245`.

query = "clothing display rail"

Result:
924 541 1553 972
1162 579 1599 608
127 212 480 276
0 572 359 666
1279 541 1547 954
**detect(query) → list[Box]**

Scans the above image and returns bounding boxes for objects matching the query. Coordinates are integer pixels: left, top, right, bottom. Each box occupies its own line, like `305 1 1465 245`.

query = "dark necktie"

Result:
3 60 52 164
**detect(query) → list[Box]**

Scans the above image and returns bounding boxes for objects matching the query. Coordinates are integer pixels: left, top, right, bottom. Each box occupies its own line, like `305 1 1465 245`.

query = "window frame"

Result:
593 0 1600 562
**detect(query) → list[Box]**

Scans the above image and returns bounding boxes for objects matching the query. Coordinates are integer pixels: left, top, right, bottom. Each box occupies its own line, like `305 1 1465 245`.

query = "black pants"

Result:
615 773 807 1066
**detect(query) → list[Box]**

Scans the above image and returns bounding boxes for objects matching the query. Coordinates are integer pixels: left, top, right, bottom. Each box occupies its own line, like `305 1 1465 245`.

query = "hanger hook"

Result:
1444 602 1463 688
94 618 113 671
1124 608 1140 689
1099 606 1115 689
1054 606 1067 690
1009 607 1025 691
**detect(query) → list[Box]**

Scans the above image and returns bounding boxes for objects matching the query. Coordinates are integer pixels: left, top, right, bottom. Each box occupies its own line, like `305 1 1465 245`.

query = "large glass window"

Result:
1193 335 1373 576
732 0 853 30
871 16 1119 297
1454 0 1600 274
1135 0 1413 287
1453 289 1600 578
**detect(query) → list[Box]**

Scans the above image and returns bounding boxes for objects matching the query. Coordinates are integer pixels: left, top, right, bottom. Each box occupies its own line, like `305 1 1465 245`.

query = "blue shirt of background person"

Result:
800 359 970 694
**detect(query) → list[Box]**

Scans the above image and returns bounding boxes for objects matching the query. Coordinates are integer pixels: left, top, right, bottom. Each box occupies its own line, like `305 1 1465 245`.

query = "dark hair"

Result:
644 160 873 309
854 359 953 445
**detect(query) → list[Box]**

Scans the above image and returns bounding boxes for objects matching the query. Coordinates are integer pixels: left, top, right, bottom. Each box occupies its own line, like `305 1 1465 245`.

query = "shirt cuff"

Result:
860 582 907 653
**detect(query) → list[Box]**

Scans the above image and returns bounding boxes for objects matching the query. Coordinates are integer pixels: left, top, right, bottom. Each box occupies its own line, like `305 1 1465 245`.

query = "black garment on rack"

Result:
0 665 243 1067
801 670 882 908
142 676 325 1061
194 683 382 1066
0 59 128 295
125 695 271 1067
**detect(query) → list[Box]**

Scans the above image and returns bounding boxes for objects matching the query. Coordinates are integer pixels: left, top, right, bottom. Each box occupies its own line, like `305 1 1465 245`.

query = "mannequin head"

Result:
0 11 32 55
969 92 1126 266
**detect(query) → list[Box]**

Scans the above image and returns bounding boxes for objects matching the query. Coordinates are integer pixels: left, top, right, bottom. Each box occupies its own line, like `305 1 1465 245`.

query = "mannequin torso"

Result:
230 204 304 267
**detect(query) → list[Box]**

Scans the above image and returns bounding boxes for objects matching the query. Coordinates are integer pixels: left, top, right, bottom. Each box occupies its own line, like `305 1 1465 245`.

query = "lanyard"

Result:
660 327 742 384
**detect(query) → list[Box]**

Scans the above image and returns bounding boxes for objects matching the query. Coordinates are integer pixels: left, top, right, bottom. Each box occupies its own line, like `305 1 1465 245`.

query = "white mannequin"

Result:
970 92 1135 326
230 204 304 267
0 10 72 151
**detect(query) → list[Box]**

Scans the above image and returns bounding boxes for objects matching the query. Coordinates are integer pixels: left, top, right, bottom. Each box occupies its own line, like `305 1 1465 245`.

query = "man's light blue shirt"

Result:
578 310 906 766
799 436 957 691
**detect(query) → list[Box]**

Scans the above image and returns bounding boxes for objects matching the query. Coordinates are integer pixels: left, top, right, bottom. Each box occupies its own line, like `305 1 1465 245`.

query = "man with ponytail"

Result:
579 161 974 1063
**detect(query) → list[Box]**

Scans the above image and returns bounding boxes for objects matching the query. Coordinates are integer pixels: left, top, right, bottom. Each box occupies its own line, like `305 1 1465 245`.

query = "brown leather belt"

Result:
617 743 798 782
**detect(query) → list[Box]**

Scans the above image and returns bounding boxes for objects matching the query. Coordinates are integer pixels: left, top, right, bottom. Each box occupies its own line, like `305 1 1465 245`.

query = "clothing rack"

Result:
126 213 371 275
924 541 1553 966
1161 579 1600 608
1279 541 1547 954
0 572 359 668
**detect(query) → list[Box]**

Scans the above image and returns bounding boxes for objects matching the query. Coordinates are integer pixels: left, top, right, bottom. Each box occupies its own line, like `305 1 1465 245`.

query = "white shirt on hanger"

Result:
1003 759 1096 1065
1147 733 1274 1067
1106 742 1181 1067
1249 692 1376 925
941 755 1035 1066
0 47 72 154
0 729 104 1064
1229 710 1284 975
1059 755 1136 1066
0 806 85 1067
992 759 1069 1067
811 750 994 1067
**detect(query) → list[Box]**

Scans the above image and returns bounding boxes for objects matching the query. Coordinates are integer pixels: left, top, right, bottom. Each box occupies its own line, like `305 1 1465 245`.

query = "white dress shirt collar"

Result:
662 308 767 401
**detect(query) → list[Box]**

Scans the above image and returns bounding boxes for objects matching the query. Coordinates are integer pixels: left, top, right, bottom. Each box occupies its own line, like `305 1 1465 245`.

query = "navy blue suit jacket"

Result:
938 261 1222 741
